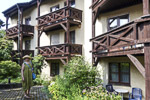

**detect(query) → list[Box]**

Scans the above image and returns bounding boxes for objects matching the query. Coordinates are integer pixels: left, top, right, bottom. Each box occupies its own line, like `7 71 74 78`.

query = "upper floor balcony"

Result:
90 16 150 57
6 24 34 39
37 7 82 31
37 43 82 60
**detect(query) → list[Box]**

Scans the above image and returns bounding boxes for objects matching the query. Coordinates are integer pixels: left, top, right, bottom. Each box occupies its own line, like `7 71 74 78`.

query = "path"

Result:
0 86 49 100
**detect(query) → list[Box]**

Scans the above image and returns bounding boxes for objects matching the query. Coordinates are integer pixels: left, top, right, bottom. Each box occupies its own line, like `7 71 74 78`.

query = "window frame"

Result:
50 5 59 12
25 17 31 25
107 14 129 31
25 40 31 50
50 63 59 77
50 33 60 45
109 62 130 86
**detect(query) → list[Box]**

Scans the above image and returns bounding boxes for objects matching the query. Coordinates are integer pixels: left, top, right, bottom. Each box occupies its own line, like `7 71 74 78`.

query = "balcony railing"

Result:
37 7 82 28
91 16 150 54
11 50 34 62
37 44 82 58
6 24 34 39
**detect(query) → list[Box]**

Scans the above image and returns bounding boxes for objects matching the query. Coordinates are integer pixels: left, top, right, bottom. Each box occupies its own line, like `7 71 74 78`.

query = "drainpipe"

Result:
16 4 21 65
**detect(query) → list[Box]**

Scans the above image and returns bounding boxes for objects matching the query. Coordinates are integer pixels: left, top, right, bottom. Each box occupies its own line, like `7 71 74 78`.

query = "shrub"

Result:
0 37 13 61
32 55 46 75
0 61 20 79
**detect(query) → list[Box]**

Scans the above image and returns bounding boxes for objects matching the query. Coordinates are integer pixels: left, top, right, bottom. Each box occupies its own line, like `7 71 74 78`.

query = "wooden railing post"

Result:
143 0 149 15
144 43 150 100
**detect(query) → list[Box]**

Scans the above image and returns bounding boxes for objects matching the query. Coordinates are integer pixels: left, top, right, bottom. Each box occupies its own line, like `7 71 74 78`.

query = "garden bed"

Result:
0 83 22 89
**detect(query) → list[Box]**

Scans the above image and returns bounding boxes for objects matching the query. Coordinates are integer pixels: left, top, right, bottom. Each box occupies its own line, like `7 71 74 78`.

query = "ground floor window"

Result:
109 62 130 85
51 63 59 76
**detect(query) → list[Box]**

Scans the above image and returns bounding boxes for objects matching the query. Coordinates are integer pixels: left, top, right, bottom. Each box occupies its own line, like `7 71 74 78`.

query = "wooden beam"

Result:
144 43 150 100
60 23 67 32
94 48 144 57
110 27 132 46
60 59 67 65
127 54 145 78
92 0 106 12
143 0 149 15
66 20 70 43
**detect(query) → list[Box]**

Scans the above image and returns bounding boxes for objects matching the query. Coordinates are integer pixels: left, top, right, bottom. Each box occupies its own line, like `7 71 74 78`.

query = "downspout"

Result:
16 4 21 64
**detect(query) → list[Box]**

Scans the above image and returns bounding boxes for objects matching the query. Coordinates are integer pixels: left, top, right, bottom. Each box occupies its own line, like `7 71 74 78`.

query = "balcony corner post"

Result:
143 0 150 15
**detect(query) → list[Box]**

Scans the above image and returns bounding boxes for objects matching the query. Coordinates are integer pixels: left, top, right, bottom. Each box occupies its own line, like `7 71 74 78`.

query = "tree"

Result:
0 19 5 29
0 30 13 61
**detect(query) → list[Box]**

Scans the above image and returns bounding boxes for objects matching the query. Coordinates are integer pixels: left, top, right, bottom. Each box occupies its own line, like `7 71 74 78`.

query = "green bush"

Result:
0 61 20 79
0 77 22 84
0 37 13 61
32 55 46 75
47 57 121 100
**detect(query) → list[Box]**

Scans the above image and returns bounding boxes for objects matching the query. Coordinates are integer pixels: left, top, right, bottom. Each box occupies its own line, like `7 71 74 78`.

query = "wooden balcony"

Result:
11 50 34 62
6 24 34 39
37 7 82 31
90 16 150 57
37 44 82 60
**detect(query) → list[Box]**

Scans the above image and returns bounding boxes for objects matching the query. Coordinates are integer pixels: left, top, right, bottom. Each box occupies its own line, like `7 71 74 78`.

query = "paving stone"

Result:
0 86 49 100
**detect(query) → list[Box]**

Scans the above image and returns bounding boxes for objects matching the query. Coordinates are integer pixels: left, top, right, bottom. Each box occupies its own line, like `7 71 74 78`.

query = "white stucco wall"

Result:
98 56 145 99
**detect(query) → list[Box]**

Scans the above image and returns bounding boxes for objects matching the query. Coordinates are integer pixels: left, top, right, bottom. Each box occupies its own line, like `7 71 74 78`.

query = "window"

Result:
51 63 59 76
64 31 75 44
25 17 31 25
50 33 60 45
70 31 75 44
50 5 59 12
25 40 31 50
64 0 75 7
109 62 130 85
108 14 129 31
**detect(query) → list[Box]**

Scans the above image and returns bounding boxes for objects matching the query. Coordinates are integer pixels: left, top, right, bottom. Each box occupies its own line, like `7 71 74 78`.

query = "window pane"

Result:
110 63 119 72
110 63 119 82
121 74 129 83
70 31 75 44
51 33 60 45
71 0 75 7
25 40 31 50
121 63 129 73
120 63 130 83
109 19 117 28
51 63 59 76
120 19 128 26
111 73 119 82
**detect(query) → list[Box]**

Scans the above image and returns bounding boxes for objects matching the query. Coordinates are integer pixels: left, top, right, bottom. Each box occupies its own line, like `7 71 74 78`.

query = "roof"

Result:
92 0 142 13
2 0 37 17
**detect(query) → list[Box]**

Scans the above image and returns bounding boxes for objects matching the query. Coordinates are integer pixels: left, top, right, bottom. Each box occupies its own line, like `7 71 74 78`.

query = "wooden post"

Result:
92 12 96 64
6 16 9 30
143 0 149 15
144 43 150 100
66 0 70 7
37 0 41 47
66 20 70 44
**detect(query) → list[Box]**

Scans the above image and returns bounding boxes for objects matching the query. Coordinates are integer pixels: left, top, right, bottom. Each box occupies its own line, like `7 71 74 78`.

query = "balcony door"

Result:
50 33 60 45
65 31 75 44
50 5 59 12
25 17 31 25
64 0 75 7
25 40 31 50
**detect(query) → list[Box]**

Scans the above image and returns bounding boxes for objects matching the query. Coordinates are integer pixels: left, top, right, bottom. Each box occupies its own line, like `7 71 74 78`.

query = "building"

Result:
90 0 150 99
2 0 150 99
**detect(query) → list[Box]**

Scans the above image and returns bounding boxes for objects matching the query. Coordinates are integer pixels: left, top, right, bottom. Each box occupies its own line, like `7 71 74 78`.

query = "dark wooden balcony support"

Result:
6 24 34 39
11 50 34 64
37 44 82 64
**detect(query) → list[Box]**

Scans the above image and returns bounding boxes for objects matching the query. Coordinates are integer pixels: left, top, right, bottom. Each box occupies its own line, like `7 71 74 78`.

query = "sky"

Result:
0 0 31 29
